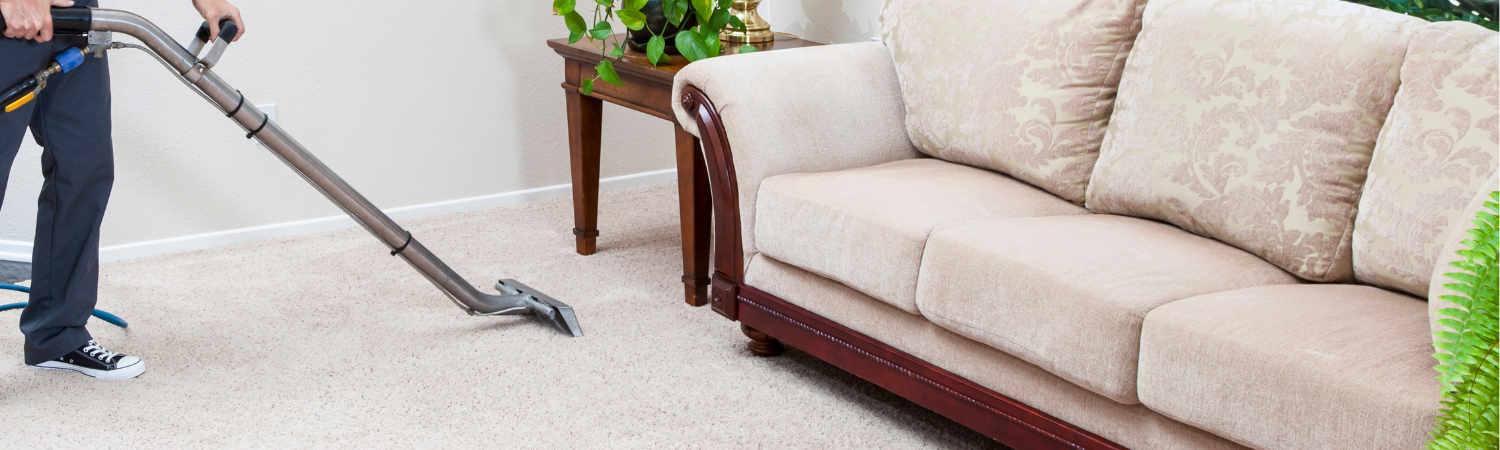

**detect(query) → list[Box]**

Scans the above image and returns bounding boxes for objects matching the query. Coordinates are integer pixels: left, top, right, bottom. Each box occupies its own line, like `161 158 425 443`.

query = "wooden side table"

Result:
548 34 820 306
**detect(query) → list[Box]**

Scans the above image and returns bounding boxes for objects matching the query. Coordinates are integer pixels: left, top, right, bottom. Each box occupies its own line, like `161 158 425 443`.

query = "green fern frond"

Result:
1428 191 1499 449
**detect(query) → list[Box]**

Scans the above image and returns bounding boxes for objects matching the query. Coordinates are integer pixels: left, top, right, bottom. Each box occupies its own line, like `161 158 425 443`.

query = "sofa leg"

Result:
741 324 784 357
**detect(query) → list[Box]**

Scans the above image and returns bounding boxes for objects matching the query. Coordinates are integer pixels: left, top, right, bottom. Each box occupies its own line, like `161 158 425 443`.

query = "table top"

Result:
548 34 823 84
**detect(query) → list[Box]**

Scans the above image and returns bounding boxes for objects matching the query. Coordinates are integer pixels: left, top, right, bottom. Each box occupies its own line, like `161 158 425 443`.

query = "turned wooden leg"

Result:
675 125 712 307
566 89 602 255
742 324 784 357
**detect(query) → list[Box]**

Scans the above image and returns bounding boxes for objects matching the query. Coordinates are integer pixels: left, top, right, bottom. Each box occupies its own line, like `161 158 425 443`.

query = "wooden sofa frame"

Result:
679 86 1129 450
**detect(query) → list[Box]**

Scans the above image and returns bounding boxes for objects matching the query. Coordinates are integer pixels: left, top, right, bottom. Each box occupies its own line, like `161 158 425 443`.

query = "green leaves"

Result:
589 20 613 40
737 44 757 54
580 59 623 96
1357 0 1497 31
708 9 731 31
559 0 746 88
1427 190 1499 450
617 10 647 30
703 31 721 58
675 28 708 61
646 35 666 66
596 59 623 86
663 0 688 26
564 11 587 43
691 0 713 24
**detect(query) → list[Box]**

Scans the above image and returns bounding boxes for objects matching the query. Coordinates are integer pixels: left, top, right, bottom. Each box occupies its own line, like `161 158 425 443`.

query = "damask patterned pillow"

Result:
1085 0 1424 282
1354 22 1499 298
880 0 1148 203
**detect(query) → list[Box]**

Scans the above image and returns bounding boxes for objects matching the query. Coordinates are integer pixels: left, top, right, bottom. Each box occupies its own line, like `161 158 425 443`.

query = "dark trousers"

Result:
0 1 115 365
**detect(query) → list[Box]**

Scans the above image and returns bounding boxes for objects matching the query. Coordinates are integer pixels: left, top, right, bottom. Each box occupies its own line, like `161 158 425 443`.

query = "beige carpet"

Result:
0 184 1005 449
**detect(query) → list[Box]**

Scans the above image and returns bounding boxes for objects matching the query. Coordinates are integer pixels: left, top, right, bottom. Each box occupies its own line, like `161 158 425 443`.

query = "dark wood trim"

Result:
679 84 1129 450
680 86 745 320
737 285 1126 450
674 125 712 307
741 323 785 357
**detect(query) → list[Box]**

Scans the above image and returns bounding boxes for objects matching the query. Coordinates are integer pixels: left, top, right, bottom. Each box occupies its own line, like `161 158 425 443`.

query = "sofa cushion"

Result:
914 214 1298 404
1085 0 1424 282
1354 22 1500 298
755 159 1086 314
744 254 1248 450
880 0 1147 203
1138 284 1441 450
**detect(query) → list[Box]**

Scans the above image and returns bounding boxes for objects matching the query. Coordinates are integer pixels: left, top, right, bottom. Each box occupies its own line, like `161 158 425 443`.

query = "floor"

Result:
0 183 1008 449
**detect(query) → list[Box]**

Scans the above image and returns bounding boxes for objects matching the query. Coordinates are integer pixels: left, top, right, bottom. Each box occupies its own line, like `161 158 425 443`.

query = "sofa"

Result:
669 0 1499 448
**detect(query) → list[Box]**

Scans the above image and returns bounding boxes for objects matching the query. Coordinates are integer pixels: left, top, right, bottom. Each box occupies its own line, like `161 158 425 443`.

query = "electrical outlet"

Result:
257 103 276 122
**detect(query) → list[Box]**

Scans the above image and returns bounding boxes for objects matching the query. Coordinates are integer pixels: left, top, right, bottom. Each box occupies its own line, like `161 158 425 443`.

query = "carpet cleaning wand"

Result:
0 7 582 337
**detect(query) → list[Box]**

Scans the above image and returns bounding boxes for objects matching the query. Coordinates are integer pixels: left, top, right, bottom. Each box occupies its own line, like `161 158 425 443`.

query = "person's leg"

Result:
17 20 116 366
0 37 56 363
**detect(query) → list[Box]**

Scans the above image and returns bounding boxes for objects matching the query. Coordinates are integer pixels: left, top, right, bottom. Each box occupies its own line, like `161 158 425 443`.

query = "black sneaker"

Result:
31 340 145 380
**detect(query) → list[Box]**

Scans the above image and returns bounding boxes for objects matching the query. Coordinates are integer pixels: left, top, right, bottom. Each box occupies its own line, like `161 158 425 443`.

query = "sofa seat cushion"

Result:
1138 284 1441 450
744 254 1249 450
755 158 1087 314
915 214 1299 404
1085 0 1425 283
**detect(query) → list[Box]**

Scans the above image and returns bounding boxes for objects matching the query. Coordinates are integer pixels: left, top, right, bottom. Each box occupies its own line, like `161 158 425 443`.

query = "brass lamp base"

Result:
721 0 773 43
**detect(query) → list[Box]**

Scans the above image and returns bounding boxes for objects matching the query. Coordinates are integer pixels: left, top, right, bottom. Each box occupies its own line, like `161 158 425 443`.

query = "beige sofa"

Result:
670 0 1499 448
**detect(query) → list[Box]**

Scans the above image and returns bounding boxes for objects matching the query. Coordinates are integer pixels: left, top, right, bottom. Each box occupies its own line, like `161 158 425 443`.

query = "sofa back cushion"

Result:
1354 22 1499 298
1429 179 1496 348
1085 0 1423 282
880 0 1147 203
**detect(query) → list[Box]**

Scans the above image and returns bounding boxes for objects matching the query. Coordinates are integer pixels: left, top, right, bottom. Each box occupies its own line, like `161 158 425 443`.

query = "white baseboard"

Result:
0 168 676 264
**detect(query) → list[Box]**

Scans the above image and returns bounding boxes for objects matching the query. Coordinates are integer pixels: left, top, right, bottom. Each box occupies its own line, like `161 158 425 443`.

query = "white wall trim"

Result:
0 168 676 264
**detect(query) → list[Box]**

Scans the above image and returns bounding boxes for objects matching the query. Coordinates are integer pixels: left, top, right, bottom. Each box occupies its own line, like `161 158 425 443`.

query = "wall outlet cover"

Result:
257 103 277 122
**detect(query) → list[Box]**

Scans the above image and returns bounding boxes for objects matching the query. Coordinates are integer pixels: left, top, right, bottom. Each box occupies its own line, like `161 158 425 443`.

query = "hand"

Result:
191 0 243 42
0 0 74 42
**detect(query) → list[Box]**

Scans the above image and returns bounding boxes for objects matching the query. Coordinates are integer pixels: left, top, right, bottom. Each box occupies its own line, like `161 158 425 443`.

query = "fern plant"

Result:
1351 0 1499 30
1429 190 1499 449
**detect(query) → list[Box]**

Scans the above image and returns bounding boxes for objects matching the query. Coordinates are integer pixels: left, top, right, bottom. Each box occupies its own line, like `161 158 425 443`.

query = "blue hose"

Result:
0 283 128 328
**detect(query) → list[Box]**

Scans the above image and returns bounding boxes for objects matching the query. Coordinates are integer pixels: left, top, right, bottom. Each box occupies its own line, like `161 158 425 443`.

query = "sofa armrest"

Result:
672 42 919 294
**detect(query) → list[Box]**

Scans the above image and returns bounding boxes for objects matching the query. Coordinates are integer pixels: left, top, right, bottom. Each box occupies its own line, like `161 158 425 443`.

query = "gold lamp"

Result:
720 0 773 43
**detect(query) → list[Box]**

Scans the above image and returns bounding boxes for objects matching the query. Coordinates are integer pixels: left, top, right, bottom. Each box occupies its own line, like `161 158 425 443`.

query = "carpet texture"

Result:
0 184 1006 449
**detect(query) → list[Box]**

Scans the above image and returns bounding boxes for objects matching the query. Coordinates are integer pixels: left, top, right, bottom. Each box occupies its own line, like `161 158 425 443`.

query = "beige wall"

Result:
0 0 880 257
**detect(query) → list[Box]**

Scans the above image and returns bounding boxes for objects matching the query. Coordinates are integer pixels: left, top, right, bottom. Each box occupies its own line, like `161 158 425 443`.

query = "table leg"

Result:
675 125 711 306
566 90 603 255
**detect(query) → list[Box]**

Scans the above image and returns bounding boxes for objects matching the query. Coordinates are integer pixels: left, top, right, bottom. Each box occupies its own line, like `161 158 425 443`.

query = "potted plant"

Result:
551 0 755 94
1354 0 1497 29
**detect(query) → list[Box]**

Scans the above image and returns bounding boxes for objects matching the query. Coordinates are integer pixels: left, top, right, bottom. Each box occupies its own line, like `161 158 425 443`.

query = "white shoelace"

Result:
81 340 120 363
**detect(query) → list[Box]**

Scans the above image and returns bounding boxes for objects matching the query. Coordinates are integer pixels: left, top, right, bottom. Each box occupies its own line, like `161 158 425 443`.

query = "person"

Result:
0 0 243 379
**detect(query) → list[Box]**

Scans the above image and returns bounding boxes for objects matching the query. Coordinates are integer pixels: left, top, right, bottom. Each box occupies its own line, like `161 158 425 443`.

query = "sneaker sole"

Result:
33 359 145 380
